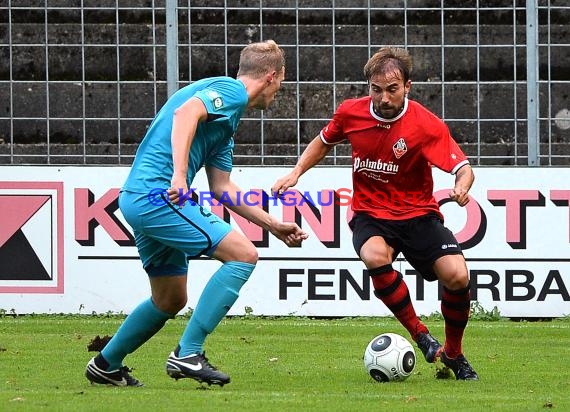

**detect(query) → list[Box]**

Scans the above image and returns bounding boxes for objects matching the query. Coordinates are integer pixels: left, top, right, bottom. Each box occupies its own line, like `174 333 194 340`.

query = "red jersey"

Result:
321 97 469 220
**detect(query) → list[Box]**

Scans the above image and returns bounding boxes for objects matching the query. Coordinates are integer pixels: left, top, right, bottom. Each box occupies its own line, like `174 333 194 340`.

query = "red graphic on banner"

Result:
0 181 64 294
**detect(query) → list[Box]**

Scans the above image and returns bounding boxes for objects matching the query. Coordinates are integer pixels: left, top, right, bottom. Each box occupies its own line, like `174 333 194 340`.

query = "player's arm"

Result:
206 166 308 246
168 97 208 204
449 164 474 207
271 135 332 195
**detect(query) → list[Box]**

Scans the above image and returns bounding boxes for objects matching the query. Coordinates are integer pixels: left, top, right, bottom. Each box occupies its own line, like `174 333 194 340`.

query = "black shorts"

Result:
349 212 463 282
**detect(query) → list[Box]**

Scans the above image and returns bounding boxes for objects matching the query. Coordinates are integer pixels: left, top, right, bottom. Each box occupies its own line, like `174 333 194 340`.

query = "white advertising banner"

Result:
0 166 569 317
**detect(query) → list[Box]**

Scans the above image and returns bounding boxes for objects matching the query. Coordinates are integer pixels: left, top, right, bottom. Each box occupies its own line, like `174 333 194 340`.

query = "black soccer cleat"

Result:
166 346 230 386
416 332 443 363
85 357 143 387
440 352 479 380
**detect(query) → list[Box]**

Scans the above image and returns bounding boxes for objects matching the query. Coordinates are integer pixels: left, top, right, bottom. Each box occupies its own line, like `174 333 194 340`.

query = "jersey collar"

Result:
369 97 409 123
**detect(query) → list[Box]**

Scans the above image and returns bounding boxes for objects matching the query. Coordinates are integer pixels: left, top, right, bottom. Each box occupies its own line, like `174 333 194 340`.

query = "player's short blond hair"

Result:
237 40 286 78
363 47 413 83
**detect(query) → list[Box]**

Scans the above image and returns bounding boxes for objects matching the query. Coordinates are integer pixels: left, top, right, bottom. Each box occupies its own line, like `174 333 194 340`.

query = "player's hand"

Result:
449 187 470 207
169 174 189 206
271 221 308 247
271 173 300 197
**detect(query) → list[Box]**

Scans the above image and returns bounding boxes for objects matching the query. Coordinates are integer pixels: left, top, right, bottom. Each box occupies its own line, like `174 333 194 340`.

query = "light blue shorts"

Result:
119 190 232 276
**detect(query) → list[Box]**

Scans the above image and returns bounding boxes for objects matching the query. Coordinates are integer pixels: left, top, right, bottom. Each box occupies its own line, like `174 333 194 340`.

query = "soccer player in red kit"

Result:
272 47 478 380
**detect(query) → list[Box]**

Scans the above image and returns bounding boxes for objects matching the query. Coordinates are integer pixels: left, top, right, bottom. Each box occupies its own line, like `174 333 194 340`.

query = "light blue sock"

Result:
179 261 255 357
101 298 173 370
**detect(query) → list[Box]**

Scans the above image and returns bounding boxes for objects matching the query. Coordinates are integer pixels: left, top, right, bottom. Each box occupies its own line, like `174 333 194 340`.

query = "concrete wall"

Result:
1 6 569 165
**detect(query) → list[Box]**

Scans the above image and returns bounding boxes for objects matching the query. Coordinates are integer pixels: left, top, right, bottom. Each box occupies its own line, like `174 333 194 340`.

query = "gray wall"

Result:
1 2 569 165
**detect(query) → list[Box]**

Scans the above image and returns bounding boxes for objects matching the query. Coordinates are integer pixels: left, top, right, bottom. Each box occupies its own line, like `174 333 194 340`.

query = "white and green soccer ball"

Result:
363 333 416 382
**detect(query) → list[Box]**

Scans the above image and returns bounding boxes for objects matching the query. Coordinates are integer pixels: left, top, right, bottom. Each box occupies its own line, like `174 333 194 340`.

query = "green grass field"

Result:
1 315 569 411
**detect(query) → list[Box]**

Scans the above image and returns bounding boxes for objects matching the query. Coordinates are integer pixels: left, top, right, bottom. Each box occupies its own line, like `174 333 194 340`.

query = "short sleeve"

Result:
195 90 230 118
423 120 469 174
320 102 347 145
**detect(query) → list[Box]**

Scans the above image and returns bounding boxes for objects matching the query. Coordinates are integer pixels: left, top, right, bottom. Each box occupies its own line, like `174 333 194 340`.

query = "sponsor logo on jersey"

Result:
353 157 399 175
393 137 407 159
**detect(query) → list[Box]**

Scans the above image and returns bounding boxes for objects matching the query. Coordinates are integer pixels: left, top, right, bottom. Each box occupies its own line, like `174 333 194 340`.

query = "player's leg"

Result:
351 213 432 356
433 253 470 358
86 192 185 386
433 254 478 380
410 213 478 380
87 277 181 386
177 229 257 357
360 237 429 337
166 230 256 385
95 244 186 369
148 200 256 385
400 213 469 365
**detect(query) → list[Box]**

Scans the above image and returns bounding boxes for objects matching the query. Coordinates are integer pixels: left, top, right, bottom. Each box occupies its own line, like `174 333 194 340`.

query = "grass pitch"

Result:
0 315 569 411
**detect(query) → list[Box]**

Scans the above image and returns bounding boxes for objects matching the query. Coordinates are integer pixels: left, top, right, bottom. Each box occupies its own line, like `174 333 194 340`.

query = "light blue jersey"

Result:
119 76 248 275
123 76 248 193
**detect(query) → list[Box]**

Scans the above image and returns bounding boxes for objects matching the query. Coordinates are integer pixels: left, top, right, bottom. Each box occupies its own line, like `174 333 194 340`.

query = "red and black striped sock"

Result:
441 283 471 358
369 265 428 341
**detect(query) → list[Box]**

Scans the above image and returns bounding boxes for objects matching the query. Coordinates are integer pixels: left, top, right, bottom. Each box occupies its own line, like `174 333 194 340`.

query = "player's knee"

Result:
440 268 470 290
153 291 187 314
171 295 188 313
359 247 391 269
214 232 258 263
240 245 258 265
447 274 470 291
434 254 469 289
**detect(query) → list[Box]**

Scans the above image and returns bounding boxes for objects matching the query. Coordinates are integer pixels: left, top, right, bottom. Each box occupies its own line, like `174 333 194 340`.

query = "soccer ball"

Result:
363 333 416 382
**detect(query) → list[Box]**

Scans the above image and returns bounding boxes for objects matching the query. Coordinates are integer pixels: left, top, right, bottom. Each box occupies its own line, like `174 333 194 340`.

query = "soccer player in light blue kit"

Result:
85 40 307 387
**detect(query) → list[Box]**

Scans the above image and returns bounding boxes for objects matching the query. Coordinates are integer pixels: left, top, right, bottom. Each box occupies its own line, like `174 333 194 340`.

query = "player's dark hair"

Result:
237 40 286 78
363 47 413 83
